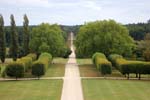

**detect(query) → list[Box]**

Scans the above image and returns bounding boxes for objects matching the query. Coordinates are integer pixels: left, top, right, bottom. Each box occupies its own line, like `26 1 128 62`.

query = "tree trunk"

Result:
136 73 138 78
138 74 141 80
127 74 129 80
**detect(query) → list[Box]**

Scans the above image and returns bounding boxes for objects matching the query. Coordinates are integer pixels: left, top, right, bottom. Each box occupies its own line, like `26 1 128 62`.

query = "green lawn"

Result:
43 63 65 77
0 80 63 100
77 58 92 65
82 79 150 100
52 57 68 64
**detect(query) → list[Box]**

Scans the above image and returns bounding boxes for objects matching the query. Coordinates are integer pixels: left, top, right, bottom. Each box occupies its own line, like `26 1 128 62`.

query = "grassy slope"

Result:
0 80 63 100
82 79 150 100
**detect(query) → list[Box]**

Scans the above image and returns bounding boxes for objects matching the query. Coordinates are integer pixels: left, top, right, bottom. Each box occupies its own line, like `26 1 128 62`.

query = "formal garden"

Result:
0 14 150 100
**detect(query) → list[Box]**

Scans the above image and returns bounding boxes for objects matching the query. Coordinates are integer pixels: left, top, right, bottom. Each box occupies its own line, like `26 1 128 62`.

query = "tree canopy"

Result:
29 23 66 57
75 20 135 58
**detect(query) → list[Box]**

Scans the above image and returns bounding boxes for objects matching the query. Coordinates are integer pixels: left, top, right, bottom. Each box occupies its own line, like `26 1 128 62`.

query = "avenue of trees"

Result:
75 20 135 58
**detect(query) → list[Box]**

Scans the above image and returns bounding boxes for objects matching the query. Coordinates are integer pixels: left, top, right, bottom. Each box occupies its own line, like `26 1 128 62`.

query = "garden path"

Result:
61 32 84 100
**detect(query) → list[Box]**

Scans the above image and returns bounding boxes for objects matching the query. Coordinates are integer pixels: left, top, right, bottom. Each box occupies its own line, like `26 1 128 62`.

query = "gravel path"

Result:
61 32 84 100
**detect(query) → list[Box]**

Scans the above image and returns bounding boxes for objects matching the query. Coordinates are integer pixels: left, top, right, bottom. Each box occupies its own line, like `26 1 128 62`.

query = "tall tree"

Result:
23 14 30 55
75 20 135 58
10 14 18 61
29 23 66 57
0 14 6 63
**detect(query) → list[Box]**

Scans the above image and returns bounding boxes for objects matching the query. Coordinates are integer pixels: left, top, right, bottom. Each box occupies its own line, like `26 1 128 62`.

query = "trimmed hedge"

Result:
92 52 106 65
92 52 112 75
110 54 150 79
5 62 25 79
5 53 37 79
17 57 32 71
108 54 123 67
31 52 52 78
26 53 37 61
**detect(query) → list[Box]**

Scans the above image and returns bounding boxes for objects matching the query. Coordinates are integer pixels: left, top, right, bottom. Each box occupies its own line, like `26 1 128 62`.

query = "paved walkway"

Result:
61 32 84 100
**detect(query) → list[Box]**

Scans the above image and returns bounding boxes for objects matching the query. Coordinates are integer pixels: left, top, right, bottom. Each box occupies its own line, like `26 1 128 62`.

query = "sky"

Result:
0 0 150 26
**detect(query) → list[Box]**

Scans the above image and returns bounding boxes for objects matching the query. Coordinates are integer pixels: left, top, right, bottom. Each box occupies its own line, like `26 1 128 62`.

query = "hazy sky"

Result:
0 0 150 25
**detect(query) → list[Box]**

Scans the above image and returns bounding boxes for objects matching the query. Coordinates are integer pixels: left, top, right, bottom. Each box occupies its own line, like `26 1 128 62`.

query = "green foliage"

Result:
31 52 52 78
5 62 25 79
5 53 36 79
108 54 123 67
17 57 32 71
126 21 150 40
29 23 66 57
75 20 134 58
39 42 50 53
143 33 150 61
63 47 72 58
111 54 150 79
92 52 106 65
92 52 112 75
26 53 37 61
31 62 45 79
0 14 6 63
10 14 19 61
23 14 30 55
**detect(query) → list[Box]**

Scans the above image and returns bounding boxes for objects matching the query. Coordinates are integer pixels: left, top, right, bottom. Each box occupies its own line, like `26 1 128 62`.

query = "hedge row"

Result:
108 54 123 67
109 54 150 79
5 53 37 79
92 52 112 75
32 52 52 79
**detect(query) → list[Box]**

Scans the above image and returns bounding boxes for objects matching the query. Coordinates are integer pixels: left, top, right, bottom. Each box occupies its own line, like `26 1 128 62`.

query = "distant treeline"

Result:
4 20 150 47
126 20 150 40
4 25 81 46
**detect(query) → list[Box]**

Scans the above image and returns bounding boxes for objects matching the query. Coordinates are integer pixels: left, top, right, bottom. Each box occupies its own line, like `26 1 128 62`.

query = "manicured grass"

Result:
77 58 92 65
82 79 150 100
0 80 63 100
52 57 68 64
43 63 65 77
79 64 123 77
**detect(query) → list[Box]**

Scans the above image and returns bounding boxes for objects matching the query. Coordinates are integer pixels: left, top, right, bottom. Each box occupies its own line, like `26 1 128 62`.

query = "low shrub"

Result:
5 62 25 79
31 61 45 79
31 52 52 79
63 47 72 58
